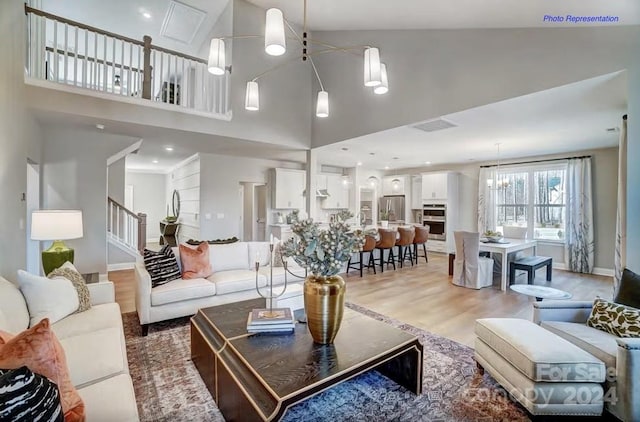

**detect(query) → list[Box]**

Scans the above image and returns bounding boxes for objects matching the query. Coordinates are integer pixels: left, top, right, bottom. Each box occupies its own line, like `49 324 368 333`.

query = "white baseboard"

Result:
552 262 613 277
108 262 135 271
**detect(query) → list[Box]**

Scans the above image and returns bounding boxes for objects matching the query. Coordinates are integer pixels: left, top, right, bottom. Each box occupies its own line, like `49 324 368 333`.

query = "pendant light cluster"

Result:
206 1 388 119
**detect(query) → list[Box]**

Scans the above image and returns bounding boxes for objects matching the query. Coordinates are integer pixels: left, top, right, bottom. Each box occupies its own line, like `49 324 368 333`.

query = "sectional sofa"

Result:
134 241 306 335
0 276 139 421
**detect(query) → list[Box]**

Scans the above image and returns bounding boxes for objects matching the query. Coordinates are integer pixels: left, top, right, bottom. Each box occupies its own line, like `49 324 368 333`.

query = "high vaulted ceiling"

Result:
247 0 640 30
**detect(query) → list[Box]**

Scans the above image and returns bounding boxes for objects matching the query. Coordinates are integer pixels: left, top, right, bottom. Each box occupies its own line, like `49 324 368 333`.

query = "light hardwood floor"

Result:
109 253 612 347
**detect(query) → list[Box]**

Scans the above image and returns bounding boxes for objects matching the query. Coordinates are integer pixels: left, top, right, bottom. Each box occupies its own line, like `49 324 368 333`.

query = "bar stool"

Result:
412 226 430 264
375 229 396 272
346 235 377 277
395 227 415 268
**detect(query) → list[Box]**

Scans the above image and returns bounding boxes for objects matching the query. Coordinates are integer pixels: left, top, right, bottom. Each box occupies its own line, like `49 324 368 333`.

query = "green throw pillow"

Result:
587 298 640 338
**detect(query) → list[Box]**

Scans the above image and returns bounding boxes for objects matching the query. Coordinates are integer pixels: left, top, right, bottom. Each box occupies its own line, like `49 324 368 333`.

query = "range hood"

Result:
316 189 330 198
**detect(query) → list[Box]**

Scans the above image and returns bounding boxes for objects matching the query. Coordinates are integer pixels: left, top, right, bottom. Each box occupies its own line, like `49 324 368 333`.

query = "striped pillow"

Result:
0 366 63 422
143 245 181 287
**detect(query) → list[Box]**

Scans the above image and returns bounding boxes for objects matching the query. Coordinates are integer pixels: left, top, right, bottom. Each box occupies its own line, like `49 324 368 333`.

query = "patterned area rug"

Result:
123 304 530 422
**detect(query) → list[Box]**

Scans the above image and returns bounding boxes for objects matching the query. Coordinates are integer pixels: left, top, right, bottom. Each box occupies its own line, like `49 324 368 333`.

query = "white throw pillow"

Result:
17 270 80 327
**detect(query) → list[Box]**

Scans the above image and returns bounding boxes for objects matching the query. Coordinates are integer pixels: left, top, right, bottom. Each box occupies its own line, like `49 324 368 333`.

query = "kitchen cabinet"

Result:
411 175 422 209
321 174 349 209
272 168 306 210
422 172 450 200
382 175 406 196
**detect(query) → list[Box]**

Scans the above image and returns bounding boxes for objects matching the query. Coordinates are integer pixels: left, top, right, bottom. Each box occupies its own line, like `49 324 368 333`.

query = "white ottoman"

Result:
475 318 605 417
266 283 304 312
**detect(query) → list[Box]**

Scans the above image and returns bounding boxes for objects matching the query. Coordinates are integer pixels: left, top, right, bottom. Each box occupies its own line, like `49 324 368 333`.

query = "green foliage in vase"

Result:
281 210 366 277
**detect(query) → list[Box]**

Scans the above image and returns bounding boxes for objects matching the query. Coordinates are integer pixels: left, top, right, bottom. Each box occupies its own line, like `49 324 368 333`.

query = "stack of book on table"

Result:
247 308 295 334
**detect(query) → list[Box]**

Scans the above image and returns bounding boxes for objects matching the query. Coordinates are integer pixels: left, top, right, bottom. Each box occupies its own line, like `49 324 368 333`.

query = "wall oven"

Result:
423 204 446 241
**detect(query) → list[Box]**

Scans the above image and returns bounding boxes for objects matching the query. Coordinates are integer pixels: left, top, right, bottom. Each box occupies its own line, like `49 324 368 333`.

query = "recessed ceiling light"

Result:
341 147 349 151
165 146 174 152
142 11 152 19
357 161 363 166
384 166 390 170
95 124 105 130
425 161 432 165
152 159 159 164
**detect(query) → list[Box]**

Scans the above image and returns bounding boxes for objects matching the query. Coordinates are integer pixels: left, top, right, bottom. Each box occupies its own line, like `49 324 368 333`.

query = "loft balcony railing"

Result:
24 5 230 118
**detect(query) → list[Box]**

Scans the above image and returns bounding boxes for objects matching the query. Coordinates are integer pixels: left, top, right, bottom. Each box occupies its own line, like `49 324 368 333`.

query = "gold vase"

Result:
303 274 346 344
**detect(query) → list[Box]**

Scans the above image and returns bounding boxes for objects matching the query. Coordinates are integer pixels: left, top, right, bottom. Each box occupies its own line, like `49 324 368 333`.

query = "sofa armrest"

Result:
533 300 593 324
615 338 640 421
87 281 115 305
134 261 152 325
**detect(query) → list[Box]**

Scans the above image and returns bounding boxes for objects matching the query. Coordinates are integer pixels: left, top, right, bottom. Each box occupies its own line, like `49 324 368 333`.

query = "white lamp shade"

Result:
31 210 83 240
245 81 259 111
316 91 329 118
374 63 389 95
265 8 286 56
207 38 226 75
364 47 381 87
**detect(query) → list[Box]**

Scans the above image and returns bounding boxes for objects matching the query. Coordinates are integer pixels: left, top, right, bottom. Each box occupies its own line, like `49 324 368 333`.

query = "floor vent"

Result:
411 118 457 133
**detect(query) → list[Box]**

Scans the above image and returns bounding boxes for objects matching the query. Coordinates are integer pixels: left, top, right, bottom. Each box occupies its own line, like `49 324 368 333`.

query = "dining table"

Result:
478 238 538 291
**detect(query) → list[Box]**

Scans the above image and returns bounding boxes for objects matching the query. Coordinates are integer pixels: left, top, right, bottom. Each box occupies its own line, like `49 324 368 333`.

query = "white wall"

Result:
125 171 167 243
107 157 126 204
199 153 304 239
399 147 619 271
627 42 640 273
167 156 201 242
0 0 44 281
311 26 639 147
41 127 139 274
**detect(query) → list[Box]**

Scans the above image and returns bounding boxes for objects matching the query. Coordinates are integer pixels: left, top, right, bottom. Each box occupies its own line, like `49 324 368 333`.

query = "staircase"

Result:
107 197 146 269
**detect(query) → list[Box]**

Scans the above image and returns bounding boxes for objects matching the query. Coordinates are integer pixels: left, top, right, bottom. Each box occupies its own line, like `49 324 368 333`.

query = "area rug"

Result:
123 304 530 422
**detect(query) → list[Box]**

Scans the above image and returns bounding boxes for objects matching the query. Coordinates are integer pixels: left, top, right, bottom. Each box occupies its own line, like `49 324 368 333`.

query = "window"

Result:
494 164 566 241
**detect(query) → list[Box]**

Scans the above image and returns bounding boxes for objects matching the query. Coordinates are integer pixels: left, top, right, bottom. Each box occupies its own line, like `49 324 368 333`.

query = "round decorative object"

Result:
303 274 346 344
172 189 180 218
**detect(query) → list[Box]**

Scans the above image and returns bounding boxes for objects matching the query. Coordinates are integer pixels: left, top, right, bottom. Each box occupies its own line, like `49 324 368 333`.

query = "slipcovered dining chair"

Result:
452 231 494 289
496 226 528 280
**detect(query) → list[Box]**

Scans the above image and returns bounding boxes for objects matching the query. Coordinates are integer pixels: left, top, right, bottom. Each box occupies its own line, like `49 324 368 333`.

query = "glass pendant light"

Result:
367 176 379 187
363 47 381 87
265 8 286 56
245 81 259 111
374 63 388 95
316 91 329 118
207 39 226 75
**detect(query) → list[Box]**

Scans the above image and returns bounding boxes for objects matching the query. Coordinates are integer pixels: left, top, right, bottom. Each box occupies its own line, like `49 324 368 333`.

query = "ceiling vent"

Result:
411 118 457 133
160 1 207 44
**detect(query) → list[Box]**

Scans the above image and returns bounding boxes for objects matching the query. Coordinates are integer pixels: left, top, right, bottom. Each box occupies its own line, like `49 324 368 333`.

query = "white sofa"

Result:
0 276 139 421
134 241 305 335
534 300 640 421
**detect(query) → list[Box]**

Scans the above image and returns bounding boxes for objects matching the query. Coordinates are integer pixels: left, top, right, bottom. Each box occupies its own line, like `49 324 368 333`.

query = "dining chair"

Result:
374 228 397 272
412 226 429 264
452 231 494 289
346 235 377 277
499 225 528 280
395 227 415 268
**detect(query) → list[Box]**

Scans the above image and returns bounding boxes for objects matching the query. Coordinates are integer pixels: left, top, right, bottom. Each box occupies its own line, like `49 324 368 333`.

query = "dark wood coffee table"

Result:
191 299 423 421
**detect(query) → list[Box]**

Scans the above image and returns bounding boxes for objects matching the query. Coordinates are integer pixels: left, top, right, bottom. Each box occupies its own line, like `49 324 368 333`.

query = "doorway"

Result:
253 185 267 241
239 182 267 241
26 160 41 274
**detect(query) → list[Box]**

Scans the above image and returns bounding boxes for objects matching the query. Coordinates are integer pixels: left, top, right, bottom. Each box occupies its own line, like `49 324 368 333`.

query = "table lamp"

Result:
31 210 83 275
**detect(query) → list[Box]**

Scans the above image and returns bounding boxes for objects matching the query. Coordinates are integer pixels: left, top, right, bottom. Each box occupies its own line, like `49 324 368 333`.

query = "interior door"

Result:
254 184 267 241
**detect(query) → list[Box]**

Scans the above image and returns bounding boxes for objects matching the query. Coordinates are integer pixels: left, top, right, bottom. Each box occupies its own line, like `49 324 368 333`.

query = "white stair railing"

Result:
107 197 146 254
25 5 230 117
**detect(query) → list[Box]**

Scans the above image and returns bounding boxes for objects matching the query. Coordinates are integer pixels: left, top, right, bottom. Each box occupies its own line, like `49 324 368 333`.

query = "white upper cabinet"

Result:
382 175 406 196
411 175 422 209
272 168 306 210
422 172 451 200
322 174 349 209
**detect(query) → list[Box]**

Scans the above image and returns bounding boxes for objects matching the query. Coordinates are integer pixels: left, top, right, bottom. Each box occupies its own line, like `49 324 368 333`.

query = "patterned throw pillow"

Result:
0 366 63 422
587 298 640 338
143 245 182 288
48 267 91 313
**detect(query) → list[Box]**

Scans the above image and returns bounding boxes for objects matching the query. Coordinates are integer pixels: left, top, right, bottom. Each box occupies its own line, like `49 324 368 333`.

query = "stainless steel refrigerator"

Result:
379 195 405 223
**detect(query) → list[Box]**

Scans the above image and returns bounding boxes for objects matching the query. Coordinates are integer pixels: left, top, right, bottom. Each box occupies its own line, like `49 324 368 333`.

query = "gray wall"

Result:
107 157 126 204
0 1 44 282
125 171 167 242
199 153 303 239
400 147 619 270
627 41 640 273
311 26 639 147
41 127 139 274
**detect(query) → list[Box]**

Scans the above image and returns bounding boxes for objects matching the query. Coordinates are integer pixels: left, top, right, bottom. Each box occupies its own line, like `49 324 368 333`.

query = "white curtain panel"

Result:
477 167 497 233
614 116 628 291
565 157 594 273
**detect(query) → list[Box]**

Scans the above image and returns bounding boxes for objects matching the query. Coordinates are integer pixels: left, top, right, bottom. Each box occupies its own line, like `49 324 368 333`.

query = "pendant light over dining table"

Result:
206 0 389 118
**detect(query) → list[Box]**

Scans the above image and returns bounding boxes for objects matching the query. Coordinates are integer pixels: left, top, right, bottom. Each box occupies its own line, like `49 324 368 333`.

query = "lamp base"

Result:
42 240 74 275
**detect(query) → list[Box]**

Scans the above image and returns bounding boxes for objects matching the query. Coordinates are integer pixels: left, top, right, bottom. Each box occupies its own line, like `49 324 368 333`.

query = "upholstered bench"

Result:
475 318 605 417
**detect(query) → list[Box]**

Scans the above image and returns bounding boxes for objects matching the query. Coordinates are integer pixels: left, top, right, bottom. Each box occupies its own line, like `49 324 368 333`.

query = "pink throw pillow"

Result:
179 242 213 279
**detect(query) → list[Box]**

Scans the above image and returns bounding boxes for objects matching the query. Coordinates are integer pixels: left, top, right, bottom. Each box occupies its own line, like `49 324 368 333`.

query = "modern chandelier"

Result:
206 0 389 118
